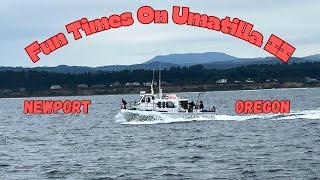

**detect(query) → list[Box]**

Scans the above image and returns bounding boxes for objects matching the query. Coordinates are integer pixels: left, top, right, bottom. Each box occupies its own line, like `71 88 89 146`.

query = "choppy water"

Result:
0 88 320 179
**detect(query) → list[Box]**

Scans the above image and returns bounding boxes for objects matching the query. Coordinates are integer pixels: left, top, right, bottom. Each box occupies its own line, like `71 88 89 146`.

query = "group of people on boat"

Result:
187 100 216 112
121 98 215 112
188 101 205 112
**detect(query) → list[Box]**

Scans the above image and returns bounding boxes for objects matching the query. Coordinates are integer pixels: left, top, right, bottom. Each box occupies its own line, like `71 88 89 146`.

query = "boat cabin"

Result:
135 92 189 112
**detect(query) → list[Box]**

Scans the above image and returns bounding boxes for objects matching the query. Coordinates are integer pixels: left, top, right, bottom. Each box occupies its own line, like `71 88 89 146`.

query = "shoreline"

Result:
1 82 320 99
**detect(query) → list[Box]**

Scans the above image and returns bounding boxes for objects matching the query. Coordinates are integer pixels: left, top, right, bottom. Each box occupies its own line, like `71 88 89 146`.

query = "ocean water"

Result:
0 88 320 179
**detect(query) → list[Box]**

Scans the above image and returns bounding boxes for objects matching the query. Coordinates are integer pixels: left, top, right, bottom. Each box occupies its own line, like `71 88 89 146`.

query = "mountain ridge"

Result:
144 52 237 65
1 52 319 73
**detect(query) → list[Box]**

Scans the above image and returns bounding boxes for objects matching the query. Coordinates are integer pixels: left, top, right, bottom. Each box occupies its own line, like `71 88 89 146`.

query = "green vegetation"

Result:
0 62 319 90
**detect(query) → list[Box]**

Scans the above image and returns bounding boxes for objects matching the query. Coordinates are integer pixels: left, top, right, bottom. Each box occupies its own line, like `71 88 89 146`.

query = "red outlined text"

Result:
24 100 91 114
235 100 290 114
25 6 296 64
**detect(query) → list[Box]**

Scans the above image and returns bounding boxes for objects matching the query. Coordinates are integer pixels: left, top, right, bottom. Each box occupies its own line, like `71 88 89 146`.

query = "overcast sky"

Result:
1 0 319 67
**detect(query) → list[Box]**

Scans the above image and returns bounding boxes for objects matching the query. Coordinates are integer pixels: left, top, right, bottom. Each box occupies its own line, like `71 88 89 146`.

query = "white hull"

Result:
120 109 215 122
119 75 216 122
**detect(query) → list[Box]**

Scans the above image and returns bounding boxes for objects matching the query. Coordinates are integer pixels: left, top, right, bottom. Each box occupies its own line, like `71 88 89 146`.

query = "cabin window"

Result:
157 102 161 108
166 101 175 108
147 97 151 103
162 102 165 108
141 97 145 102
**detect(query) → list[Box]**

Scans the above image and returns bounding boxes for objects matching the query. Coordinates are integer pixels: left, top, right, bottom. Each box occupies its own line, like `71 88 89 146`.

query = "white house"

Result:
245 78 255 83
305 77 318 83
216 78 227 84
143 82 158 86
110 81 121 87
92 84 106 88
50 85 62 90
77 84 89 88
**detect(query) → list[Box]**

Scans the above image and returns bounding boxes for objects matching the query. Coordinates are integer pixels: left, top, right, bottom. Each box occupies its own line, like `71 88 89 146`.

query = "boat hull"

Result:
120 109 215 122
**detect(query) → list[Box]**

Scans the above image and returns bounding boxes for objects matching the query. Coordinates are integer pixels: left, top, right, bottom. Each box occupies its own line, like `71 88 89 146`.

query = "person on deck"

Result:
200 101 204 111
188 101 195 112
121 98 127 109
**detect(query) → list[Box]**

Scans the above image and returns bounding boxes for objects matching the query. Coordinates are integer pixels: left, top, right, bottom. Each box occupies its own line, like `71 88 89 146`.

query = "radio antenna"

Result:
159 66 162 98
151 69 154 94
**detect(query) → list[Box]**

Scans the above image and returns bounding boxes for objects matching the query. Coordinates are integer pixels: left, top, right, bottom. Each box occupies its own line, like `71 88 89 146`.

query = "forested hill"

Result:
1 53 320 73
0 62 319 90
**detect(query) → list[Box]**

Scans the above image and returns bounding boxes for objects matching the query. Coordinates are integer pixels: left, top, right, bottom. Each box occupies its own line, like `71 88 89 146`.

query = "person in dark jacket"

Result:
122 98 127 109
199 101 204 110
188 101 195 112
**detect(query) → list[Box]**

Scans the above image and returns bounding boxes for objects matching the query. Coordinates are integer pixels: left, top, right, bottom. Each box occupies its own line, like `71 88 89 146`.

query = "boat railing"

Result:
120 101 136 110
127 101 137 110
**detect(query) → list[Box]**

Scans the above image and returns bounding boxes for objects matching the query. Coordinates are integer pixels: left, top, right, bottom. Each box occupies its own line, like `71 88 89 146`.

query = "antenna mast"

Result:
159 67 162 98
151 69 154 94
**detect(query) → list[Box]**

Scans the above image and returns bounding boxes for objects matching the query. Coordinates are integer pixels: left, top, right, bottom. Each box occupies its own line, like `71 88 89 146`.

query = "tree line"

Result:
0 62 319 90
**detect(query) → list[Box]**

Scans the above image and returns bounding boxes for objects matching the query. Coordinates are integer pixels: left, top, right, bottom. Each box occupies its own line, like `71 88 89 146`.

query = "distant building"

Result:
110 81 121 87
143 82 158 86
245 78 255 83
50 85 62 90
216 78 227 84
18 88 26 92
77 84 89 88
266 79 277 82
305 77 318 83
125 82 141 86
133 82 141 86
92 84 106 88
143 82 152 86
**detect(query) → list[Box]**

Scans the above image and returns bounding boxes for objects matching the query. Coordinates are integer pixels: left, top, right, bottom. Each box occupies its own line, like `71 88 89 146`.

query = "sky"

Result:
0 0 319 67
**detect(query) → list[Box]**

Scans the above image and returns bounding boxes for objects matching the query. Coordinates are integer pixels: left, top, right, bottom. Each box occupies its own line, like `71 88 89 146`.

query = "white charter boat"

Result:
120 71 216 122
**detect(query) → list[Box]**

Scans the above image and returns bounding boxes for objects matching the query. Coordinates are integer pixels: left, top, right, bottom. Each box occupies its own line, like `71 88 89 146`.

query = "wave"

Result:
115 108 320 125
115 111 213 125
277 109 320 120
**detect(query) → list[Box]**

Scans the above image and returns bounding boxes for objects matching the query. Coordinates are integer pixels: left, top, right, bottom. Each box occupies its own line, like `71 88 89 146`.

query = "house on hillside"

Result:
125 82 141 86
143 82 158 86
305 77 318 83
245 78 255 83
216 78 227 84
77 84 89 88
18 88 26 92
110 81 121 87
92 84 106 88
50 85 62 90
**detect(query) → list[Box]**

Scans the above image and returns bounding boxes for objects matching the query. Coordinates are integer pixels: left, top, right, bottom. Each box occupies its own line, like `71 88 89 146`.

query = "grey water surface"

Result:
0 88 320 179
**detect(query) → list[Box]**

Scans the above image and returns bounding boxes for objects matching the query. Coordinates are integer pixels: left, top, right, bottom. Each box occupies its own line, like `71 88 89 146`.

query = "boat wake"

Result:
115 108 320 125
277 108 320 120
